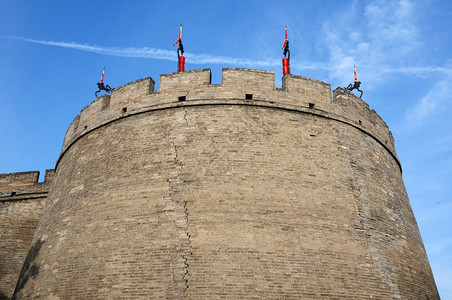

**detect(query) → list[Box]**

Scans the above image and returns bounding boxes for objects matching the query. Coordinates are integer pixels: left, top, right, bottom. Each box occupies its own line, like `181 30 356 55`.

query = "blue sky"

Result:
1 0 451 297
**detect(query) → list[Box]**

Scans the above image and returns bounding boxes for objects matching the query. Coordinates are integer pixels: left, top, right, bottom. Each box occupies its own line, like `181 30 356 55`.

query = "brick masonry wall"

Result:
0 170 54 299
9 69 438 299
60 69 396 163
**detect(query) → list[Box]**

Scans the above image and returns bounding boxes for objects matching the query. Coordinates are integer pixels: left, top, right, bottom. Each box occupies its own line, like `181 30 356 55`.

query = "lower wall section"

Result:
13 105 438 299
0 197 47 299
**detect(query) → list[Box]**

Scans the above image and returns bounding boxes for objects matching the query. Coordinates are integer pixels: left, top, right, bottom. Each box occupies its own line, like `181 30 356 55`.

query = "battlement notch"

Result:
332 87 396 158
0 169 55 198
282 74 332 109
59 69 398 171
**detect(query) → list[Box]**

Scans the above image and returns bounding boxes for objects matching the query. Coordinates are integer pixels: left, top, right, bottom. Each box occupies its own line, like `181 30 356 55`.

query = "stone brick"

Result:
2 69 438 299
0 170 54 299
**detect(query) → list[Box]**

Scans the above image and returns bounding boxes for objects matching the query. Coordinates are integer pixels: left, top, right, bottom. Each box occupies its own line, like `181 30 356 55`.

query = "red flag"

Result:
354 65 358 82
174 24 182 46
281 26 288 49
100 68 105 83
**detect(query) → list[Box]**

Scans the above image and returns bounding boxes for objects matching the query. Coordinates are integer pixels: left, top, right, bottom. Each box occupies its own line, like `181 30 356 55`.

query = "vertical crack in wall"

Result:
183 109 189 127
333 127 401 299
164 109 191 298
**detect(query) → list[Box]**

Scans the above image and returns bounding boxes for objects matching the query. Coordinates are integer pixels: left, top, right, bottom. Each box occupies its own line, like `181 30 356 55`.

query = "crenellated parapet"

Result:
332 88 396 157
60 68 398 170
0 172 54 299
12 66 440 299
0 169 55 199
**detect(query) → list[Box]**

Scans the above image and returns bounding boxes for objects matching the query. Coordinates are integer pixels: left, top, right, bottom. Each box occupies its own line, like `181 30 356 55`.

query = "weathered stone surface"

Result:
0 170 54 299
2 69 438 299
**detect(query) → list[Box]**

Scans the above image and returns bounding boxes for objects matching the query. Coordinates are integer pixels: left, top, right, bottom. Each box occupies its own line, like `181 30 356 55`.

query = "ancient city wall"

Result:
0 170 54 299
61 69 397 171
7 69 438 299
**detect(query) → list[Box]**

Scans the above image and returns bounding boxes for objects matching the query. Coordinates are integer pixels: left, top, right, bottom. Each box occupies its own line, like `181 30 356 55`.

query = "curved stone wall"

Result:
13 69 438 299
0 170 54 299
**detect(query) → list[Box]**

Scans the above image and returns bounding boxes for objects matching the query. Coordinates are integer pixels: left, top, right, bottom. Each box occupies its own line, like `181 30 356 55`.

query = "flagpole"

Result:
174 23 185 72
282 26 290 75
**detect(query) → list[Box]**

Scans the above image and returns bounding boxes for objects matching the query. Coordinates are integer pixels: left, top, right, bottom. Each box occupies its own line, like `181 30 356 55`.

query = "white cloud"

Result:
5 35 338 74
428 237 452 255
5 35 283 68
7 36 177 60
321 0 423 87
403 66 452 129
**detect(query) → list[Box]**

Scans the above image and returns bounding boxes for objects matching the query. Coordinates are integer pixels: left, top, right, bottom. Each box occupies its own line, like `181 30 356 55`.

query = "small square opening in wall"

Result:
245 94 253 100
122 107 127 113
178 96 186 101
309 103 315 108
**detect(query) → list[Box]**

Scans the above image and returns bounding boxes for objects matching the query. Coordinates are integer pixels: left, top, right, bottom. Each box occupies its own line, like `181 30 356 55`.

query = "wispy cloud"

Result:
4 31 447 80
5 35 285 69
403 64 452 130
428 237 452 255
320 0 440 87
7 35 176 60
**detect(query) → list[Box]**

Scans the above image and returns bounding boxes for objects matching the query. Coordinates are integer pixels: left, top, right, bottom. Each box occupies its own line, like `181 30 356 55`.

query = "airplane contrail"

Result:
5 35 281 68
3 36 446 75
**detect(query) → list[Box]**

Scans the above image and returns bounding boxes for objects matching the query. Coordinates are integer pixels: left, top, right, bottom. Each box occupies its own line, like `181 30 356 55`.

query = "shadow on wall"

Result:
11 239 44 300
